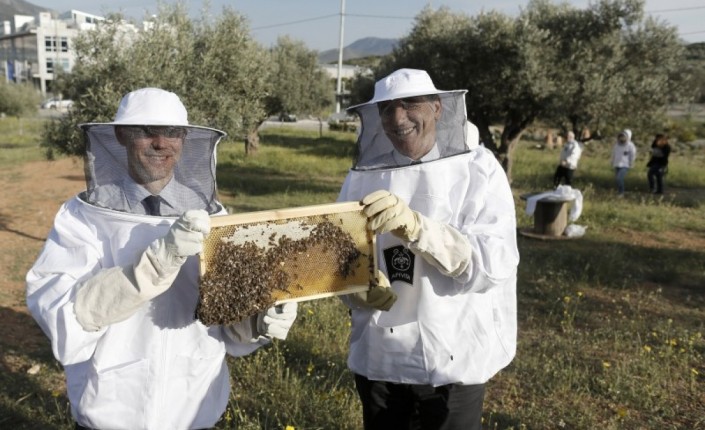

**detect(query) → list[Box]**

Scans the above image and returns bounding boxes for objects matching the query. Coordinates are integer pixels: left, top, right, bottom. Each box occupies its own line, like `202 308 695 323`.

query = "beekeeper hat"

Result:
348 68 466 111
79 88 227 216
111 88 188 125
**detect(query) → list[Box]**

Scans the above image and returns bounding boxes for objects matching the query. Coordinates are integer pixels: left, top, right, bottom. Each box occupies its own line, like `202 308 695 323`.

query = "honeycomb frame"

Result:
200 201 376 308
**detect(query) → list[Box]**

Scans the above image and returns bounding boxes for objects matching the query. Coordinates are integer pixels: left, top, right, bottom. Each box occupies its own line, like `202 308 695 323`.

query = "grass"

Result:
0 116 51 166
1 123 703 429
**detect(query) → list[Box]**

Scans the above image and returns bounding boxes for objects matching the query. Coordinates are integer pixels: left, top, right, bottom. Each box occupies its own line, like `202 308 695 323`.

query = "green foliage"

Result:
0 117 48 165
359 0 691 179
0 82 40 117
267 37 333 119
43 5 272 156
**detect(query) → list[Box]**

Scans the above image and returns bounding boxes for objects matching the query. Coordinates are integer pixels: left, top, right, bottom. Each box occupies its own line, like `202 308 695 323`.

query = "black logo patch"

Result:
383 245 415 285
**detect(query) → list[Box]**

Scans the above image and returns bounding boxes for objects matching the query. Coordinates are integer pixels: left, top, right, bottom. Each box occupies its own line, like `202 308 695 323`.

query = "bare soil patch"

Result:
0 157 84 356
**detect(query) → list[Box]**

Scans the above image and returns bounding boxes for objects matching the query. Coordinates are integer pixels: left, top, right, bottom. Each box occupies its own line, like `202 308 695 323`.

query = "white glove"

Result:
257 302 298 340
348 272 397 311
362 190 420 242
155 209 211 267
75 210 210 331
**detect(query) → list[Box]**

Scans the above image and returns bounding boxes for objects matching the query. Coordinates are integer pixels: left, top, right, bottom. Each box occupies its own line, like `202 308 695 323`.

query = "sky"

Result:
26 0 705 51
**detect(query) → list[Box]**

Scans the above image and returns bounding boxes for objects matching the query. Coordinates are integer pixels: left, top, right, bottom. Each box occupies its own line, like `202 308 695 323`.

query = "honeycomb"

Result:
197 201 375 325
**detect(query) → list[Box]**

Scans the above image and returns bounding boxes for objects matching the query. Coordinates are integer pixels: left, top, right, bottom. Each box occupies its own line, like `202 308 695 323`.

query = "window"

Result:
46 58 53 73
45 36 55 52
60 37 68 52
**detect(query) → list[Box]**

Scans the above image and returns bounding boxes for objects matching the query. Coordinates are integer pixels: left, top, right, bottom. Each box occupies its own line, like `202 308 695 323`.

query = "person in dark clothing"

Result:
646 134 671 194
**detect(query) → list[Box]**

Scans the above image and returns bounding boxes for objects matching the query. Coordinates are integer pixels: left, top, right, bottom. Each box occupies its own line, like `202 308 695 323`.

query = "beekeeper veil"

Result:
348 69 472 170
79 88 226 216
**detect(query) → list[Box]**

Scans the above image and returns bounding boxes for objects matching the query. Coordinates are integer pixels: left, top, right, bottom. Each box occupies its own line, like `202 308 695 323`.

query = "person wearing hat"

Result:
553 130 583 187
610 128 637 196
26 88 298 430
339 69 519 429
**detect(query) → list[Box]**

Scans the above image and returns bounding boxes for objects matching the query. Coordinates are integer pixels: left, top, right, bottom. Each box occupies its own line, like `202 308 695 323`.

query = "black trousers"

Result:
354 374 485 430
553 165 575 187
647 166 666 193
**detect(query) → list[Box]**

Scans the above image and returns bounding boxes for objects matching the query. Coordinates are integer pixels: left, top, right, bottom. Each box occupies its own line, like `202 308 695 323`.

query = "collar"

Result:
391 144 440 166
122 176 182 212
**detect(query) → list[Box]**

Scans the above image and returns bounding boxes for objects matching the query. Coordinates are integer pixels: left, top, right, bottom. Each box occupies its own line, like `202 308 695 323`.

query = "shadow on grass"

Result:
217 163 343 197
0 307 71 430
260 131 357 161
517 233 705 322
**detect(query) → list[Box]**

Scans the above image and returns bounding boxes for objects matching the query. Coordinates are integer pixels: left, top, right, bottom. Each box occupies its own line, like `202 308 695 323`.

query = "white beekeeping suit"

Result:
339 69 519 387
26 88 296 430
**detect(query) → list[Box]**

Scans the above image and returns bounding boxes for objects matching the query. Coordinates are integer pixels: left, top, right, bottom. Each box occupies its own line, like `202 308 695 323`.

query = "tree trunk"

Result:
469 114 532 182
245 128 259 155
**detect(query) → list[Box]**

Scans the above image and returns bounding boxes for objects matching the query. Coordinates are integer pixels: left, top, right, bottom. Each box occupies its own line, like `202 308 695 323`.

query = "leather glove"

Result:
349 271 397 311
257 302 298 340
75 210 210 331
362 190 420 242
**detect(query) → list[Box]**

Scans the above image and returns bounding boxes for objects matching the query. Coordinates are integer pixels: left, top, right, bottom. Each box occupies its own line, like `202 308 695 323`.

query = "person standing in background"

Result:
646 133 671 195
611 129 637 196
553 131 583 188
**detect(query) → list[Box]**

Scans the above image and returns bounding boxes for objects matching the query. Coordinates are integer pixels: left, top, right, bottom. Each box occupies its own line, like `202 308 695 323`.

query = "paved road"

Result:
260 118 329 131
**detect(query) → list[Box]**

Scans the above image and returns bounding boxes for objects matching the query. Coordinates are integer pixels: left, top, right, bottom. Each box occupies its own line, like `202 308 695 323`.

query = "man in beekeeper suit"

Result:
26 88 297 430
339 69 519 430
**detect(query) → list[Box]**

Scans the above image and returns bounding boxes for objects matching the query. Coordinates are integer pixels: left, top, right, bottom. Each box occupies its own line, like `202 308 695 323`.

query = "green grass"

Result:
216 128 357 212
2 125 704 429
0 116 52 166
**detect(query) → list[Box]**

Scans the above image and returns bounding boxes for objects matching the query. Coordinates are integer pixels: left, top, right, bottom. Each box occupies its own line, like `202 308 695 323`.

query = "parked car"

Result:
41 98 73 109
279 112 297 122
328 111 358 132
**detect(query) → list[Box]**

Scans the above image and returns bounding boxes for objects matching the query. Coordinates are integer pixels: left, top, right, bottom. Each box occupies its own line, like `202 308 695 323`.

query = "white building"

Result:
0 10 104 94
319 63 371 80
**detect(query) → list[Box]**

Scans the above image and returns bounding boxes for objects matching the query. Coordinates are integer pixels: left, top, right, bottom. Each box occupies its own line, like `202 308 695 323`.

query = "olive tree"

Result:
44 4 272 156
267 36 332 121
362 0 690 179
527 0 690 141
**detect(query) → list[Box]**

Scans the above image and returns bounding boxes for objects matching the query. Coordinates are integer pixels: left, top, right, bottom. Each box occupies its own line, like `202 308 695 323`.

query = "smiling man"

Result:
26 88 297 429
339 69 519 430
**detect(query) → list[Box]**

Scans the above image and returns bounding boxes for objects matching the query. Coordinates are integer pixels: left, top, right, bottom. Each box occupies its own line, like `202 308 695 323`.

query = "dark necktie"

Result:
142 195 161 216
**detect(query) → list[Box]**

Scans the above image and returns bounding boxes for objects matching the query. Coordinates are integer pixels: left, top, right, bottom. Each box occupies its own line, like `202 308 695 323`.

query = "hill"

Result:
0 0 50 23
318 37 397 63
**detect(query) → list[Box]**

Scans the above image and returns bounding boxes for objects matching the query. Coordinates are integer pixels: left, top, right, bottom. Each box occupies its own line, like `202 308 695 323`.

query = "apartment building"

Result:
0 10 103 94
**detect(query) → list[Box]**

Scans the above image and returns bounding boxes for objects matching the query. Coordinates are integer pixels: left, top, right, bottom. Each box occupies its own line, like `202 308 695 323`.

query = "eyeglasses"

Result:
377 96 433 117
118 126 187 139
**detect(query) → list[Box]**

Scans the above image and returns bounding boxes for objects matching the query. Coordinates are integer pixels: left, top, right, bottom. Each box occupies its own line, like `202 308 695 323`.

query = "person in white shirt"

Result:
26 88 297 430
553 131 583 187
338 69 519 430
610 129 637 196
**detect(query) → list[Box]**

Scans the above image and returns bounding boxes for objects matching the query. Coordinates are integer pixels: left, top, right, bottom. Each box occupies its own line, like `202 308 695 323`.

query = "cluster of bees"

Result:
196 220 362 326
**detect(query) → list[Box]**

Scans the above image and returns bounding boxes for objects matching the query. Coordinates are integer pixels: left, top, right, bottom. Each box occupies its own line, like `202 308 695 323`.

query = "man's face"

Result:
377 95 442 160
618 133 627 143
115 126 186 191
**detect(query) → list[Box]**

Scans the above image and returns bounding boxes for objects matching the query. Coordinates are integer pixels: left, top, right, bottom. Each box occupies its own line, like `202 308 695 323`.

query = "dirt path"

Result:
0 157 84 352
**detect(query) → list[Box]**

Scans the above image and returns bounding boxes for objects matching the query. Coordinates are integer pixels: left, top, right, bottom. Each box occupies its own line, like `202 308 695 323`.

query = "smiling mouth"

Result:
391 126 415 137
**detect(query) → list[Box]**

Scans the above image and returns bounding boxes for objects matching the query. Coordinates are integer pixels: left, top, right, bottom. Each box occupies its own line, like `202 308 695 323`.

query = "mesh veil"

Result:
80 124 225 216
350 91 468 170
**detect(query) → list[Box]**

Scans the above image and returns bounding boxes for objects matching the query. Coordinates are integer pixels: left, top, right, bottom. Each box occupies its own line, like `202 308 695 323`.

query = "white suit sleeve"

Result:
410 150 519 294
26 220 107 365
